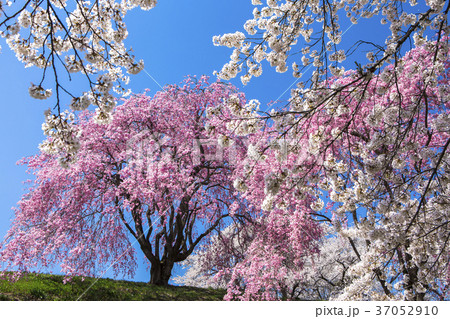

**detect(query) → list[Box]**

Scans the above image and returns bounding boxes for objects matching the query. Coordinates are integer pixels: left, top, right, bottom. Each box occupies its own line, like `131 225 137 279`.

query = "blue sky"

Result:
0 0 416 284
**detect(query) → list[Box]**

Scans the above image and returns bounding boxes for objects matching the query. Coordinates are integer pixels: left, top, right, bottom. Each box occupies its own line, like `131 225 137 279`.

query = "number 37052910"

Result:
376 306 438 316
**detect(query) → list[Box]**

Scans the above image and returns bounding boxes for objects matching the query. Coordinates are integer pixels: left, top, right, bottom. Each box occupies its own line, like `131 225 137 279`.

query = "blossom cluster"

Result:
1 0 154 159
214 0 448 89
39 109 81 168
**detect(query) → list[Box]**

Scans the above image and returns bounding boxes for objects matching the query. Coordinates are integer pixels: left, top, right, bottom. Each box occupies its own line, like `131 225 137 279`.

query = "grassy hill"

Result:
0 273 226 301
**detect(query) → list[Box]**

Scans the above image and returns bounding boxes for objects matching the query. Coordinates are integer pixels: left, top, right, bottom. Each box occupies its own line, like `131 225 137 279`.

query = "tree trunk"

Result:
149 260 174 286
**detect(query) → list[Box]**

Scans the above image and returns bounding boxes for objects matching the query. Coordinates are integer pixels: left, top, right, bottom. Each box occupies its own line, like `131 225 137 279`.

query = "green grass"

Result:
0 273 226 301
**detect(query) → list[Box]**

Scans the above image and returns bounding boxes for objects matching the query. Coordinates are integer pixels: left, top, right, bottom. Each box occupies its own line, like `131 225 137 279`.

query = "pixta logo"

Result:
126 130 173 175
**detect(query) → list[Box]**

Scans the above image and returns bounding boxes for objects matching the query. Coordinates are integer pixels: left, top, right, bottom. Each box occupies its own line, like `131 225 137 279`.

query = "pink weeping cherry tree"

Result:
0 76 258 286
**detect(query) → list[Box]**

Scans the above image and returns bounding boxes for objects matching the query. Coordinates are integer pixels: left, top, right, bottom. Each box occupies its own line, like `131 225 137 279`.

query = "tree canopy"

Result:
209 40 450 300
0 77 257 286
